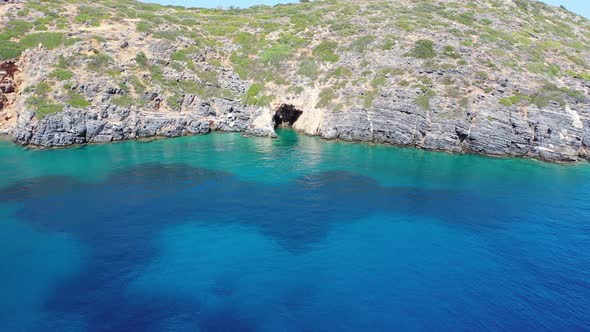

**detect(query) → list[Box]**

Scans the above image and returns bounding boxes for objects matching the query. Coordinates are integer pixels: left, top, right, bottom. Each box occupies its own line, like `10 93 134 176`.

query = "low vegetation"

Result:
407 40 436 59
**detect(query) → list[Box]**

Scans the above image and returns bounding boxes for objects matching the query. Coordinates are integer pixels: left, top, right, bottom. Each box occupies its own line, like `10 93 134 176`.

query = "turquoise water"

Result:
0 130 589 331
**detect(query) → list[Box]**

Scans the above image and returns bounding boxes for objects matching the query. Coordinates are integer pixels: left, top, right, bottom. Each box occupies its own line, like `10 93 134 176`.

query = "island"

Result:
0 0 589 162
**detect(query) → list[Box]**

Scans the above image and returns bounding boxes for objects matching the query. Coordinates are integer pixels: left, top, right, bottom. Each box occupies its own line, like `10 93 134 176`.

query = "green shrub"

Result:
371 76 386 88
167 95 181 110
196 69 219 85
381 39 395 50
56 18 69 30
186 59 196 71
55 55 73 69
35 103 63 119
234 32 254 47
499 98 513 107
16 9 30 17
395 17 415 32
137 10 158 21
316 87 336 108
443 46 460 59
526 62 545 75
67 92 91 108
171 50 187 61
566 70 590 82
459 97 469 108
65 37 82 46
499 95 530 107
35 82 51 96
548 64 561 77
245 83 262 99
87 54 114 72
442 76 455 85
208 59 222 67
26 96 63 119
153 30 183 41
287 86 304 95
330 66 352 78
407 40 436 59
4 19 33 39
176 80 198 95
0 41 24 60
19 32 65 50
259 44 292 66
242 83 271 106
203 23 239 37
90 35 107 43
475 71 489 81
313 41 339 63
50 69 73 81
29 22 47 34
298 60 318 79
418 75 433 85
329 19 358 36
530 94 555 108
349 35 375 53
130 75 146 94
498 83 586 109
363 89 378 109
150 64 165 83
278 33 307 48
111 95 134 107
231 53 256 79
118 82 130 94
135 52 149 67
332 103 344 112
414 88 436 110
75 5 111 26
136 21 151 33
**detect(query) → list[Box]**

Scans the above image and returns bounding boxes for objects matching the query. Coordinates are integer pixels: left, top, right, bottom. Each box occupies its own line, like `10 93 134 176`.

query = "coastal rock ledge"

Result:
1 0 589 162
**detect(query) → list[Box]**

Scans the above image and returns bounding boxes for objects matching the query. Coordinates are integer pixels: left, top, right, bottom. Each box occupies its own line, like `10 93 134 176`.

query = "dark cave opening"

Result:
273 104 303 129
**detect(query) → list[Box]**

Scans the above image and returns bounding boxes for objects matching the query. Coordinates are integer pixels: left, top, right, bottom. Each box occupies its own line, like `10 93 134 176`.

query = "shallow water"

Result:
0 130 589 331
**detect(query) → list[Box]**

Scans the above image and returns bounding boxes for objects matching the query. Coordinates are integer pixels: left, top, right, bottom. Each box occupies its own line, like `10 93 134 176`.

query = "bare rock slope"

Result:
1 0 589 162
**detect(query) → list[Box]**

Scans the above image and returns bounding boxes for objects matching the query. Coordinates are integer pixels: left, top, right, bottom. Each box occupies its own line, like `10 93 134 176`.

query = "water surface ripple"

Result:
0 130 589 331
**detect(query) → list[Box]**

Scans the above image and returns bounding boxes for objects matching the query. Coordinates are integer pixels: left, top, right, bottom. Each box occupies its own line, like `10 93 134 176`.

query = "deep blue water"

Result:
0 130 589 331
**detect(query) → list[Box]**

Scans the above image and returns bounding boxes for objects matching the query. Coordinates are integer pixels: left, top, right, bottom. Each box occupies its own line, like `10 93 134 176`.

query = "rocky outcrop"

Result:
13 100 275 147
318 92 590 162
0 61 18 134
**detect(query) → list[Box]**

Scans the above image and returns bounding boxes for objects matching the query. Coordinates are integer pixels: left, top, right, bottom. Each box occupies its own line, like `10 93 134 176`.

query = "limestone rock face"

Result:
317 94 589 162
12 101 276 146
0 61 18 134
1 0 590 162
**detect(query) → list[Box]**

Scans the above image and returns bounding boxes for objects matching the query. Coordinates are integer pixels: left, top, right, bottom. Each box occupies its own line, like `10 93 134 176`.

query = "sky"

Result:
145 0 296 8
144 0 589 19
543 0 589 18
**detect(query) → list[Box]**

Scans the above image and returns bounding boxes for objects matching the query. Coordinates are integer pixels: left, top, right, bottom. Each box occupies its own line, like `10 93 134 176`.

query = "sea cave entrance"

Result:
273 104 303 129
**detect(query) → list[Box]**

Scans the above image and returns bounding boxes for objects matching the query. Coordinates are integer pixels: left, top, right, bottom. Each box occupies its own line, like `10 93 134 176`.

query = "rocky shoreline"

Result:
5 101 588 164
11 100 276 147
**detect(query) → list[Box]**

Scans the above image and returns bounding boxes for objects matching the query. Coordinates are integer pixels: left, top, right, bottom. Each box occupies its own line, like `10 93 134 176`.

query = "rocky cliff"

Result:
1 0 589 162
